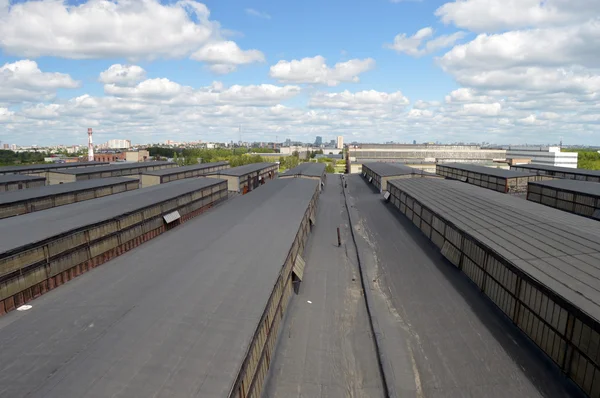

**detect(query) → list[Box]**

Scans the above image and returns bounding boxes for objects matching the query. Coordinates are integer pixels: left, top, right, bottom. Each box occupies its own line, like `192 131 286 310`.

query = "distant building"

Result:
315 136 323 146
10 144 17 150
413 140 417 145
506 146 577 168
2 144 8 149
102 139 132 149
337 136 344 149
285 138 292 146
329 139 336 146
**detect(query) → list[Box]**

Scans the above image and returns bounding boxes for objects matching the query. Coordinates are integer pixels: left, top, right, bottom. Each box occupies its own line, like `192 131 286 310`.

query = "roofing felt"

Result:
529 179 600 197
362 162 416 177
0 177 138 206
0 177 319 398
282 162 326 177
512 164 600 178
0 177 224 256
51 161 174 175
388 177 600 323
439 163 536 178
0 162 108 174
0 174 46 184
142 161 229 177
208 162 276 177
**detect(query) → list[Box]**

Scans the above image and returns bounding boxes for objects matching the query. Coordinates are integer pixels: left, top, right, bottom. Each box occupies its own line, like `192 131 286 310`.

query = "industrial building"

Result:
386 177 600 397
0 174 46 192
47 161 176 184
280 162 326 184
0 178 319 398
140 161 229 188
0 177 228 315
0 177 139 219
527 179 600 220
507 146 578 168
207 162 278 193
0 162 108 178
362 162 439 192
511 164 600 183
437 163 550 193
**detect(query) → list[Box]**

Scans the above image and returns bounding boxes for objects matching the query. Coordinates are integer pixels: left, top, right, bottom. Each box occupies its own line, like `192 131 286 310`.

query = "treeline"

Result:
564 149 600 170
0 150 48 166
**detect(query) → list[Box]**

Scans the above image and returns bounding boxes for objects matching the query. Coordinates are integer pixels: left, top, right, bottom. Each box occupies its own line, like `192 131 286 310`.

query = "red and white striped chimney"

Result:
87 128 94 162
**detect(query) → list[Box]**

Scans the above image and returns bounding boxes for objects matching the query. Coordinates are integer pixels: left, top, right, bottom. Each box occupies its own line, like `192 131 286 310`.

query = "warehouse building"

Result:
348 144 505 164
0 162 109 179
280 162 326 185
507 146 578 168
140 161 229 188
386 177 600 397
0 174 46 192
528 179 600 220
0 177 139 219
207 162 278 193
437 163 549 194
511 164 600 183
0 178 320 398
47 161 176 184
0 177 228 315
362 162 438 192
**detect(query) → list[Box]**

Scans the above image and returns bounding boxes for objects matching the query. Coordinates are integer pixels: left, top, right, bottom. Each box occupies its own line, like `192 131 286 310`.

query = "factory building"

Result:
140 161 229 188
0 177 139 219
511 164 600 183
279 162 326 187
0 174 46 192
527 179 600 220
207 162 278 193
362 162 439 192
0 178 320 398
0 162 109 180
47 161 176 184
0 177 228 315
507 146 578 168
386 177 600 397
437 163 551 194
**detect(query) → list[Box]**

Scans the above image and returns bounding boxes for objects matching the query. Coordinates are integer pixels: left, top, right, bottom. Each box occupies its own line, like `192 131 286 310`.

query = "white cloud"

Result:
385 27 465 57
0 60 79 102
461 102 502 116
245 8 271 19
191 41 265 74
0 108 14 122
414 100 441 109
99 64 146 86
269 56 375 86
309 90 409 110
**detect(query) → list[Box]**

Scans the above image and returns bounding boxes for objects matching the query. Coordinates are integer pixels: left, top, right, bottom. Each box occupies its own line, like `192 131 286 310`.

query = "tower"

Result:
87 128 94 162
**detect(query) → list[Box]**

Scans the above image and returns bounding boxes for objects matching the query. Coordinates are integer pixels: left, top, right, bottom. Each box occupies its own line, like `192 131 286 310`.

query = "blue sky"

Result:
0 0 598 145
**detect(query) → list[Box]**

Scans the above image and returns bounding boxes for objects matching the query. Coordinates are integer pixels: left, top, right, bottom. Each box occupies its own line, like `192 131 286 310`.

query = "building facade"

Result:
506 146 577 168
337 136 344 149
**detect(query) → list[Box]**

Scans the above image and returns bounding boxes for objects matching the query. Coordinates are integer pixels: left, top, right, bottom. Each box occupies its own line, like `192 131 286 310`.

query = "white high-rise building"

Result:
506 146 578 168
103 139 132 149
336 136 343 149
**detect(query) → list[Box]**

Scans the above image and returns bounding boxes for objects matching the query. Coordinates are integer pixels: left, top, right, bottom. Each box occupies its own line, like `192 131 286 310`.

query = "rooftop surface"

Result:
362 162 415 177
529 179 600 197
0 177 318 398
440 163 536 178
281 162 326 177
208 162 276 177
0 174 46 184
0 177 138 205
512 164 600 177
141 161 229 176
51 161 174 175
0 177 224 256
0 162 108 174
388 177 600 323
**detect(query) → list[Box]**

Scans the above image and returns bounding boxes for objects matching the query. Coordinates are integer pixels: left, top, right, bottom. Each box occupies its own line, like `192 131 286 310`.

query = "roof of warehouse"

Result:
0 174 46 183
0 162 108 174
529 178 600 197
388 178 600 323
51 161 174 175
208 162 276 176
0 177 138 205
362 162 417 177
142 161 229 176
512 164 600 177
0 177 224 256
282 162 326 177
0 177 318 398
440 163 536 178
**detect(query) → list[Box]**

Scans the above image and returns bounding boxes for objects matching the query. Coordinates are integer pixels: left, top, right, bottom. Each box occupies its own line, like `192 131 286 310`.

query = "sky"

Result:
0 0 599 146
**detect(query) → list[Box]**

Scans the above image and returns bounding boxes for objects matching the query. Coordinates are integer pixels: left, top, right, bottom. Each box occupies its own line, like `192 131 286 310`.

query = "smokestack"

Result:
87 128 94 162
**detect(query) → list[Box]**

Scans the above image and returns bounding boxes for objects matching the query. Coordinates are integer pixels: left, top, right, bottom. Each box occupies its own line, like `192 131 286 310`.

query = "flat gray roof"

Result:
0 177 138 206
0 177 318 398
0 177 224 256
0 162 108 174
439 163 536 178
142 161 229 177
530 179 600 197
0 174 46 184
388 178 600 323
362 162 416 177
512 164 600 178
209 162 276 177
282 162 326 177
52 161 174 175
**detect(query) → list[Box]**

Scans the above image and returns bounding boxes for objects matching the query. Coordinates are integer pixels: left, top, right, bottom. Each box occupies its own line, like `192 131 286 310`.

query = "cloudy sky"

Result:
0 0 599 146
